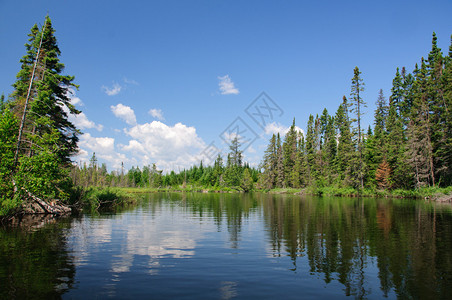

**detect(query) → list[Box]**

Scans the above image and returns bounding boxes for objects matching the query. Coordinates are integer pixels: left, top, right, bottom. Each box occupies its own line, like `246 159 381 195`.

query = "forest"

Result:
71 33 452 195
0 16 451 217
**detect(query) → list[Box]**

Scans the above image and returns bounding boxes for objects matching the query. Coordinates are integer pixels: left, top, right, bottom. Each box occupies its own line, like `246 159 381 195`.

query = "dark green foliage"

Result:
349 66 366 188
0 110 20 215
10 16 80 163
1 16 80 216
257 33 451 191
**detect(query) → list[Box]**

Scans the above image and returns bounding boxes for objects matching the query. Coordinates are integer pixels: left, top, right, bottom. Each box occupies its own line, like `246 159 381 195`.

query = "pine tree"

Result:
335 96 356 187
4 16 81 206
406 60 436 187
439 35 452 185
390 68 404 115
361 126 375 187
10 16 80 165
374 89 388 162
349 67 366 188
275 133 284 188
426 32 450 185
229 136 243 167
298 133 310 187
289 135 303 188
213 154 224 186
282 118 298 187
241 168 253 192
401 67 415 124
320 109 336 184
386 68 412 189
260 134 277 189
305 114 320 185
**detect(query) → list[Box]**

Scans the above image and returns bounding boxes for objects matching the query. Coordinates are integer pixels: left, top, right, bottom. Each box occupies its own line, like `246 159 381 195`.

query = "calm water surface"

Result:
1 193 452 299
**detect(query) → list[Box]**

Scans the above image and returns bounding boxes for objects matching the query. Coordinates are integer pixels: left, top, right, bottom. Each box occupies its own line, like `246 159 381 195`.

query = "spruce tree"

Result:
290 135 303 188
374 89 388 162
305 114 317 185
5 16 81 207
406 59 436 187
439 35 452 185
335 96 356 187
275 133 284 188
10 16 80 164
426 33 450 185
349 67 366 188
260 134 277 189
282 119 298 187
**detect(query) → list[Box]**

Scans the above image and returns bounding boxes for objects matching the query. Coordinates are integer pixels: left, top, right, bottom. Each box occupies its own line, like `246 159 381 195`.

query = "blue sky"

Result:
1 0 451 172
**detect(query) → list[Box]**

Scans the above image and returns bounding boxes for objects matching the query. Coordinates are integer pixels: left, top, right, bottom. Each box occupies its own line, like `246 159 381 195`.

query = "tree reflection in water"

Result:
0 215 75 299
167 193 452 299
1 193 451 299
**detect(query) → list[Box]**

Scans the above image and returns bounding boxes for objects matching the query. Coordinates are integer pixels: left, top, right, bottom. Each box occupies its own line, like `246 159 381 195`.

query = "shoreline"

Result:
120 186 452 202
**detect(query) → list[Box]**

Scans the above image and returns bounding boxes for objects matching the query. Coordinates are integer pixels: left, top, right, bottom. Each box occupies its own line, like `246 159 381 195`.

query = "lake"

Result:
1 192 452 299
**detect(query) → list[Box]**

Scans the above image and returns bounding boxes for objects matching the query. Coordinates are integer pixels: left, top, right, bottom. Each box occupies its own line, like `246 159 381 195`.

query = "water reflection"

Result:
145 193 452 299
264 195 452 298
1 193 451 299
0 215 75 299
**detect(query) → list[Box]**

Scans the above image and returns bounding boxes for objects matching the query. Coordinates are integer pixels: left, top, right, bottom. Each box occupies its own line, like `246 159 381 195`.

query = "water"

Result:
1 193 452 299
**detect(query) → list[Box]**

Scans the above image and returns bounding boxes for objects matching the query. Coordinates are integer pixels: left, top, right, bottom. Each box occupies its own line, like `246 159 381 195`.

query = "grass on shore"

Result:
118 185 452 200
70 186 136 211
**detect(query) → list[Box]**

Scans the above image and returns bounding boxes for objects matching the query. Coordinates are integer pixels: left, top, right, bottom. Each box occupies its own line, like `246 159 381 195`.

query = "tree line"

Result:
70 136 260 192
260 33 451 190
71 33 452 192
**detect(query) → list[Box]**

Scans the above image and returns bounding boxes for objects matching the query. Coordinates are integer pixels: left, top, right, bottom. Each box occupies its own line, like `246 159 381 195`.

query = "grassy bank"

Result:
118 185 452 201
269 186 452 200
121 185 242 194
70 187 136 211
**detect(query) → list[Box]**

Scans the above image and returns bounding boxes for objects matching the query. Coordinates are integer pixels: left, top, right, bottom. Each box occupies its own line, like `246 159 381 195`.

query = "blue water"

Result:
1 192 452 299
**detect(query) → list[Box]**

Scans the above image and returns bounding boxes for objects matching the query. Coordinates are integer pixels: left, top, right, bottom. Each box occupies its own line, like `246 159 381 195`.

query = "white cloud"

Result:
222 131 240 142
218 75 239 95
111 103 137 125
70 112 104 131
123 77 139 85
102 82 122 96
75 133 130 170
121 139 146 154
70 96 83 106
79 133 115 153
264 122 305 137
246 145 256 154
65 90 103 131
122 121 206 171
148 108 164 121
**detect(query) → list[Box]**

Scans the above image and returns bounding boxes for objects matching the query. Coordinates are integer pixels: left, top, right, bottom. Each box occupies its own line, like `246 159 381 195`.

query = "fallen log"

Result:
22 190 71 214
13 180 72 215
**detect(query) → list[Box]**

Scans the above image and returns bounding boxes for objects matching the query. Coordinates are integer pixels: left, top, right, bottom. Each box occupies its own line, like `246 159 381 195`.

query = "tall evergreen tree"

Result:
2 16 81 210
282 119 298 187
426 32 450 185
10 16 80 165
305 114 317 185
275 133 284 188
228 136 243 167
260 134 277 189
349 67 366 188
374 89 388 163
335 96 356 186
406 60 436 187
439 35 452 185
